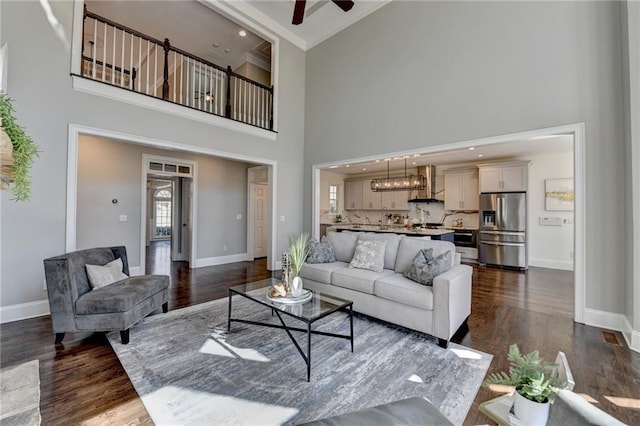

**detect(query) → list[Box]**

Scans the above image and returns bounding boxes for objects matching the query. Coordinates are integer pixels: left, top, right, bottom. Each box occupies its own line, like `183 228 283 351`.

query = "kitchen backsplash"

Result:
335 201 479 229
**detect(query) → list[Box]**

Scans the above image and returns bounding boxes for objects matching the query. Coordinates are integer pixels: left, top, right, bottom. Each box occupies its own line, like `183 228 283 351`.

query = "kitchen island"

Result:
328 225 455 242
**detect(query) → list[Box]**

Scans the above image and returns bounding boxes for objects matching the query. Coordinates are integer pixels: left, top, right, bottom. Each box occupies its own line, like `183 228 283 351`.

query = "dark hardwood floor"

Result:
1 241 638 425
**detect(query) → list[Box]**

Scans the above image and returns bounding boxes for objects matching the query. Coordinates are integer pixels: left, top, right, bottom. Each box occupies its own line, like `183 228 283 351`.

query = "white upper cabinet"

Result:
362 180 382 210
444 169 479 211
344 180 363 210
381 190 410 211
478 161 529 193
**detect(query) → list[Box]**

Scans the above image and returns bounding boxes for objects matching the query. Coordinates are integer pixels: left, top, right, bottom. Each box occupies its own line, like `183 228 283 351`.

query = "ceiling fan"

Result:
292 0 354 25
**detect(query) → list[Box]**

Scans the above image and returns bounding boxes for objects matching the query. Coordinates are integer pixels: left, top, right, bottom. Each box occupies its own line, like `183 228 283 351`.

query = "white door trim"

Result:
312 122 586 324
142 154 198 272
67 123 278 272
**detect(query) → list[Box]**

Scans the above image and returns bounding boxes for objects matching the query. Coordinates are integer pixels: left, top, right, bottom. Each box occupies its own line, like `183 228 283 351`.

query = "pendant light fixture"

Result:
370 158 426 192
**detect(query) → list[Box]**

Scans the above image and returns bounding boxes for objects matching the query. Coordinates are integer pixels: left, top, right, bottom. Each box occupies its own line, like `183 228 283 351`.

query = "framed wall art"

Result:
545 178 574 211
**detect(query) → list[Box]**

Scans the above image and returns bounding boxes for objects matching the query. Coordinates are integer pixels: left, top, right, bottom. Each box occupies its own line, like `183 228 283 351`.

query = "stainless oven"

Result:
452 229 477 248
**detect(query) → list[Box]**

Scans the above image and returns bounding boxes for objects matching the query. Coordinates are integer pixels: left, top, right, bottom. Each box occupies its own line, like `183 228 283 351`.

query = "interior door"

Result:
253 183 268 258
171 177 192 262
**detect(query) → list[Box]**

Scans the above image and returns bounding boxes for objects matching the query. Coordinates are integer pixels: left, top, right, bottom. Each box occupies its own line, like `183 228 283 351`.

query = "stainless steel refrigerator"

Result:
479 192 527 269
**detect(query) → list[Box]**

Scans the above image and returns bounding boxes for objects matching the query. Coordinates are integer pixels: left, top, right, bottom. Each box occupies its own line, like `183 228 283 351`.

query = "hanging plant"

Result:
0 91 39 201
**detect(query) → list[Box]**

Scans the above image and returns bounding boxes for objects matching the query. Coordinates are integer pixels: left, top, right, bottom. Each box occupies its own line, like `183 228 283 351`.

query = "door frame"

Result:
66 123 279 274
312 122 586 324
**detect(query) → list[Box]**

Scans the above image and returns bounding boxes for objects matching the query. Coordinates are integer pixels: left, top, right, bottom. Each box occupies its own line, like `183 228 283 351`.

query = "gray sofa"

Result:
300 231 472 347
43 246 170 344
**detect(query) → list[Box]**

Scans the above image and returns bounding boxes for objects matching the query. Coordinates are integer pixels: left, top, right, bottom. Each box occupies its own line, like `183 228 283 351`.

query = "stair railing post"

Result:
162 38 171 100
269 86 274 130
225 66 232 119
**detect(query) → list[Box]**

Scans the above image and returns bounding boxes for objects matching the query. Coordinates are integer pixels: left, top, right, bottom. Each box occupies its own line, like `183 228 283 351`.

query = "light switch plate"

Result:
539 216 563 226
119 215 128 222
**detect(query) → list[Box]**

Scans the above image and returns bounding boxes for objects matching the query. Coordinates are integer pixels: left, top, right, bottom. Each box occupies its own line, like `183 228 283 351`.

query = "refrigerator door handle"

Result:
481 241 525 247
481 231 525 236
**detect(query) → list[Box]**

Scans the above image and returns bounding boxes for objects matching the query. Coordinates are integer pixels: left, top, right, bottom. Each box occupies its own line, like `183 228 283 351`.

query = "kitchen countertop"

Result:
328 225 454 236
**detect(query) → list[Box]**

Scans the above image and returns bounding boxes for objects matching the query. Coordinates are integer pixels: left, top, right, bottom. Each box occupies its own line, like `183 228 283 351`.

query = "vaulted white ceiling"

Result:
225 0 391 50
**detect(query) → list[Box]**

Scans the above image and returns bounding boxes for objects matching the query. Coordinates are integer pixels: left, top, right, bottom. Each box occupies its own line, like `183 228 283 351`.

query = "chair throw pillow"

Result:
403 248 451 286
349 239 387 273
86 257 129 289
306 236 337 264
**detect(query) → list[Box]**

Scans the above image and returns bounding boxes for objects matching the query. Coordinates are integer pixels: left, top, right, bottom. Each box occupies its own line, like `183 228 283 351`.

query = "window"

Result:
154 189 172 238
329 184 338 214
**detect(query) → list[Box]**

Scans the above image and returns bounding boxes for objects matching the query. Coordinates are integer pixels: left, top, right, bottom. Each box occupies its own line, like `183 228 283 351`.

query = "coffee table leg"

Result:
349 304 354 352
227 291 232 331
307 322 312 382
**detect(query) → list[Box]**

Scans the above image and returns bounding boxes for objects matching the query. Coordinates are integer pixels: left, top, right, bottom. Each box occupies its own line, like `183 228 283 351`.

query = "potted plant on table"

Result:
288 233 310 297
483 344 565 425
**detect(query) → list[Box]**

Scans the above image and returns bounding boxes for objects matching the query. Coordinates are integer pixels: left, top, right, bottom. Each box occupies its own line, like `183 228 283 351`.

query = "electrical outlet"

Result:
236 213 242 220
223 245 228 252
280 216 285 222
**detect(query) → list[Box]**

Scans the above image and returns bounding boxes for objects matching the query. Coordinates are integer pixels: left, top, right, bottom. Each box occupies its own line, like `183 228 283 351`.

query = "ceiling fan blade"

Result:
292 0 306 25
331 0 354 12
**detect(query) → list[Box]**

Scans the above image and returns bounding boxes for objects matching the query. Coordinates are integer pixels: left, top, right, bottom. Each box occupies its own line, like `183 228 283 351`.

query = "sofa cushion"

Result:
75 275 170 314
332 267 394 295
86 258 129 289
356 232 401 270
395 237 456 273
349 239 387 273
306 236 337 264
374 274 434 310
326 232 359 263
300 261 349 284
403 248 452 286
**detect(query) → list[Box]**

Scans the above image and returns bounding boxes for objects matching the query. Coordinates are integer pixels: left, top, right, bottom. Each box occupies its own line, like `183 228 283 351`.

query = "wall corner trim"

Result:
194 253 249 268
623 317 640 353
584 308 640 353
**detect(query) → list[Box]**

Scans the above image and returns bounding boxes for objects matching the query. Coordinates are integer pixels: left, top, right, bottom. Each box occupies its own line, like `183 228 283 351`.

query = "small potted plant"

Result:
483 344 565 425
288 233 310 297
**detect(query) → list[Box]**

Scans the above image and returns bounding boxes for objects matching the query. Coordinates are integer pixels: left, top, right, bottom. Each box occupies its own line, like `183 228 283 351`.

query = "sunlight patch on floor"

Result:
576 393 599 404
408 374 424 383
604 396 640 409
199 328 270 362
451 348 483 360
143 386 299 425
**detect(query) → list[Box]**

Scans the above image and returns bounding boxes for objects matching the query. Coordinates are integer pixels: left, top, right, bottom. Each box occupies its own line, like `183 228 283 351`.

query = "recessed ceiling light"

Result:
478 154 484 157
413 154 420 157
384 158 391 162
239 30 247 37
412 162 417 165
224 48 231 53
328 165 338 169
362 168 367 171
468 147 475 150
345 165 350 168
212 42 220 48
375 159 380 163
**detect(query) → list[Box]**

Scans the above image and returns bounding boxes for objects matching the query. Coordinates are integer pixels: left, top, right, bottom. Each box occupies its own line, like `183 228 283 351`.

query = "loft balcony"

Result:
76 6 274 131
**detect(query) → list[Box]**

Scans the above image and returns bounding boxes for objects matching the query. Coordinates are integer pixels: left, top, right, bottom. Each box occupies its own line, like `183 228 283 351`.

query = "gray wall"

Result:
304 1 626 313
0 1 305 307
77 135 250 264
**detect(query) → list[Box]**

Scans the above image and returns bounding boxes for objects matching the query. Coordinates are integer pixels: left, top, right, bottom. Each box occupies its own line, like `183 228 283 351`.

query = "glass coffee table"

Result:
227 278 354 381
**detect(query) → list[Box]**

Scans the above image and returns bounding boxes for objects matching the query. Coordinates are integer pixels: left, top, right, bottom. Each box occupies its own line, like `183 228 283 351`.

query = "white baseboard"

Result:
622 317 640 353
129 266 142 276
583 308 628 331
274 260 282 271
529 258 574 271
0 300 50 324
194 253 248 268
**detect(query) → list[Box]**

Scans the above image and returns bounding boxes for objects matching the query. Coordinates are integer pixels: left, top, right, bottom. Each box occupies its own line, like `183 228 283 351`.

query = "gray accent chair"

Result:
43 246 170 345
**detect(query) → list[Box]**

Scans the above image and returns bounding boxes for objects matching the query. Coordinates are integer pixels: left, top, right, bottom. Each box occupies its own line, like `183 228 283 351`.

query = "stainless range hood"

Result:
408 165 438 202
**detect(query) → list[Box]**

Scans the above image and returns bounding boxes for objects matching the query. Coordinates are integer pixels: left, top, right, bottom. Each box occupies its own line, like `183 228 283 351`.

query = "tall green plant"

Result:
0 92 39 201
483 344 564 403
288 233 310 276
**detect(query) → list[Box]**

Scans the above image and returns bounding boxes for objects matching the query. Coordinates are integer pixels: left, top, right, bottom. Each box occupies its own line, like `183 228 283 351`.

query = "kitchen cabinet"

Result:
478 161 529 193
362 180 382 210
444 169 479 211
381 190 410 211
344 180 363 210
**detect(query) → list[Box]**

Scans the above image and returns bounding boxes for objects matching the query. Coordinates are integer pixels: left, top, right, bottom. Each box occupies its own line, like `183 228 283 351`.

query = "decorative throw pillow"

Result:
306 236 337 264
86 258 129 289
403 248 451 286
349 239 387 273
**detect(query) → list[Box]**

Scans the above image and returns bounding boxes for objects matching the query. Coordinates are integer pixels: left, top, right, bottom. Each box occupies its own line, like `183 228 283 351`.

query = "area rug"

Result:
0 359 41 425
107 295 492 425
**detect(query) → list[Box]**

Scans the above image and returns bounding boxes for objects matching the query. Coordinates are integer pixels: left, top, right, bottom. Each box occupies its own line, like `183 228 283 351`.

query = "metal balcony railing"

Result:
78 6 274 131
